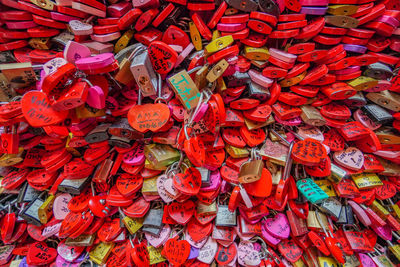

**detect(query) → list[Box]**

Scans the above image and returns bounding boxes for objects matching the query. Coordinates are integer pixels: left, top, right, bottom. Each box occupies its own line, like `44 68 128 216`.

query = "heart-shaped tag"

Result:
53 193 71 220
57 241 84 262
123 143 145 166
164 178 181 199
261 221 281 246
148 41 178 74
297 126 324 142
27 224 47 242
363 154 385 173
157 175 175 203
21 91 69 127
305 157 332 177
187 219 213 242
215 242 237 265
371 224 392 240
27 242 57 265
173 167 201 195
277 239 303 263
128 103 170 133
264 213 290 239
323 129 345 152
197 237 218 264
86 85 105 109
334 147 364 171
375 181 396 200
291 138 327 166
237 241 261 266
145 224 171 248
116 173 143 198
243 168 272 197
69 20 93 35
1 169 28 190
123 197 150 218
168 200 195 224
243 103 272 122
162 238 190 266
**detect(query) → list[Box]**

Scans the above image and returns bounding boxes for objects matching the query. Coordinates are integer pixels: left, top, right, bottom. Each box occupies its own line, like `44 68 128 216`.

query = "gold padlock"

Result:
367 90 400 112
351 173 383 189
225 145 249 158
29 38 51 50
307 210 328 230
189 22 202 51
197 201 217 215
89 242 114 265
144 144 180 168
206 59 229 83
348 76 378 91
239 160 263 184
327 4 359 15
194 65 209 91
38 194 55 224
148 246 166 265
315 180 337 197
244 46 270 61
141 176 159 195
168 70 201 110
301 105 326 126
65 234 95 246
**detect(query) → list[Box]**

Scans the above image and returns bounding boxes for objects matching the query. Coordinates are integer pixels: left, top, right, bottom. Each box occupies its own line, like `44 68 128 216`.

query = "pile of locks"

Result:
0 0 400 265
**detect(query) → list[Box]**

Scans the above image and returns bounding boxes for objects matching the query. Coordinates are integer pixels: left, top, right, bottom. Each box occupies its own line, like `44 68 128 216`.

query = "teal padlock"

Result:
296 178 329 204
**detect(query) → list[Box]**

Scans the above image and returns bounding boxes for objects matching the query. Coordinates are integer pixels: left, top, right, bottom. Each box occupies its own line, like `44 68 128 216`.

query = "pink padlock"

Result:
75 53 115 70
249 69 273 88
85 82 105 109
122 143 145 165
274 115 302 126
53 193 72 220
371 224 392 240
200 170 221 192
64 41 91 64
51 12 79 22
91 32 121 43
263 213 290 239
348 200 372 227
217 23 247 32
69 20 93 35
269 48 297 64
353 109 382 130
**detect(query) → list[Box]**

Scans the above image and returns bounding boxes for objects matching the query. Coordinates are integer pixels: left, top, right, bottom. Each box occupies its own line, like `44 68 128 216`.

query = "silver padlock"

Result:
216 205 237 227
130 50 158 97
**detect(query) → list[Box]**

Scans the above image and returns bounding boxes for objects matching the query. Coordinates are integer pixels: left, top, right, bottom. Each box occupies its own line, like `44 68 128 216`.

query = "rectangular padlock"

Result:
287 209 308 236
142 225 163 236
89 242 115 265
20 194 45 226
197 201 217 216
197 167 211 187
362 104 393 124
38 194 55 224
58 176 90 195
216 205 237 227
144 144 180 169
318 198 343 219
84 123 111 144
297 178 329 204
143 209 164 229
130 51 158 97
0 62 37 88
0 73 16 102
65 234 95 247
239 160 263 184
17 182 40 203
168 70 201 110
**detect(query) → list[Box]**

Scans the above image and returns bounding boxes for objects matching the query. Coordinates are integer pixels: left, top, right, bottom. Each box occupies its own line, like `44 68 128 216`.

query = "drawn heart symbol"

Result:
173 167 201 195
145 224 171 248
197 237 218 264
27 242 57 265
128 103 170 133
162 238 190 266
168 200 195 224
21 91 69 127
187 218 213 242
277 239 303 263
264 213 290 239
333 147 364 170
